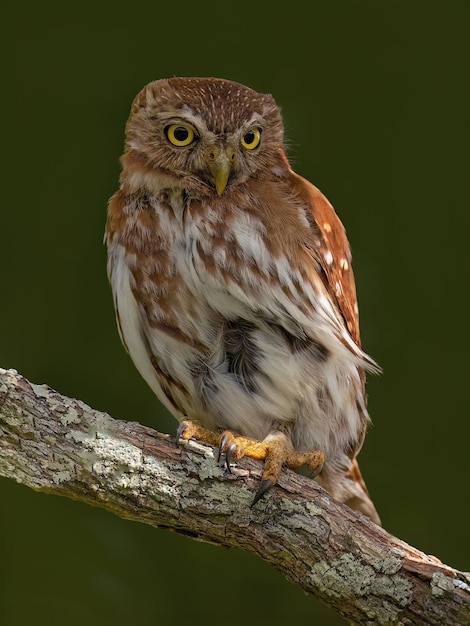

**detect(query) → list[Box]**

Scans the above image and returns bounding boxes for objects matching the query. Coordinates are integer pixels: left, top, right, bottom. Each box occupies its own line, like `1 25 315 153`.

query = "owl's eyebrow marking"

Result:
178 106 208 129
150 109 205 128
246 115 265 128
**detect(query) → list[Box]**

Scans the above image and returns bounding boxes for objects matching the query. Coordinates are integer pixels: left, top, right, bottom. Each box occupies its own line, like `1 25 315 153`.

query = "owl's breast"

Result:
107 191 367 456
105 193 212 414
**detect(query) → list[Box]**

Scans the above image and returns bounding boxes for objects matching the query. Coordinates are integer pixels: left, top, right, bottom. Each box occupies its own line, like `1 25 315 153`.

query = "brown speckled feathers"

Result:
106 78 380 523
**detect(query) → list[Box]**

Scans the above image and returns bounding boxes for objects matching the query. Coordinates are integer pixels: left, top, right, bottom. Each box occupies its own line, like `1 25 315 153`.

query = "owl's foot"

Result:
218 430 324 506
175 421 324 506
175 419 221 448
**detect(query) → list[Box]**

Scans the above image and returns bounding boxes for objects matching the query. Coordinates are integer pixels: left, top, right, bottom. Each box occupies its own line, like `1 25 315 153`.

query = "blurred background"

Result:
1 2 468 625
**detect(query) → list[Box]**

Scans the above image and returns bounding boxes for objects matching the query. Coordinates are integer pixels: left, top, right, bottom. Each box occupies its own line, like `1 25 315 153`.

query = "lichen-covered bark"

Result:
1 367 469 625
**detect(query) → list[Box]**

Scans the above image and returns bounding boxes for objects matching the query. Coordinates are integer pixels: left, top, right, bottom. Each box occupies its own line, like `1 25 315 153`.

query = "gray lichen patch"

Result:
197 457 225 480
310 553 412 621
431 571 460 597
370 553 404 576
65 423 143 492
52 470 73 484
60 407 81 426
203 480 243 506
29 382 52 398
280 505 331 548
68 410 143 468
304 500 323 516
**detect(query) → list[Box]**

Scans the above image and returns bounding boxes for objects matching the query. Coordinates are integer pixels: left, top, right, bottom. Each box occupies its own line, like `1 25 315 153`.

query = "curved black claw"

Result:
224 443 237 473
217 433 231 464
175 422 187 447
250 479 274 507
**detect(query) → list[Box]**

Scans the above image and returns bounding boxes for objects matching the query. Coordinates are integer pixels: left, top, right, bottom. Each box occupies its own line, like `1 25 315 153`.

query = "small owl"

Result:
106 77 381 524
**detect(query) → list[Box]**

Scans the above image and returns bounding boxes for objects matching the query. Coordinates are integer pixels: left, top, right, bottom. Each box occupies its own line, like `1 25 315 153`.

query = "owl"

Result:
106 77 381 525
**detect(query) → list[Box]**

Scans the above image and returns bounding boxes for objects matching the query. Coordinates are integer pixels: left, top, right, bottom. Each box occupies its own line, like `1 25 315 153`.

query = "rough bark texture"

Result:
0 367 469 625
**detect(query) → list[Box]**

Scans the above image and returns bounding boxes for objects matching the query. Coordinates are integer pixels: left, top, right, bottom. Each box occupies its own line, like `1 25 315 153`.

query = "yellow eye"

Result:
165 124 196 147
240 127 261 150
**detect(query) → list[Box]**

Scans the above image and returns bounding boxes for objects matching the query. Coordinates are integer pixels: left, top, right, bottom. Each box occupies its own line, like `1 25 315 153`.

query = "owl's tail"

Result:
317 458 381 526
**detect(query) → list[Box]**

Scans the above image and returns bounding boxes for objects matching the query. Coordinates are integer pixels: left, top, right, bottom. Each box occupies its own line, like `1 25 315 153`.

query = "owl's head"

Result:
123 77 286 196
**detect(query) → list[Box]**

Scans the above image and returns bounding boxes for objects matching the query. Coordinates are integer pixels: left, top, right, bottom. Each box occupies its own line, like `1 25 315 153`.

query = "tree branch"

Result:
0 367 469 625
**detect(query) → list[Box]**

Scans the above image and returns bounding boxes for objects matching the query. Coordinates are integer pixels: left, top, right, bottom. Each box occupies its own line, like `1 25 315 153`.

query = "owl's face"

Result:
124 77 285 196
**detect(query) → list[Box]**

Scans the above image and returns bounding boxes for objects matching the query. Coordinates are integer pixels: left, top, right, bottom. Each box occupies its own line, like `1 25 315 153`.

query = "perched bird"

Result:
106 77 381 524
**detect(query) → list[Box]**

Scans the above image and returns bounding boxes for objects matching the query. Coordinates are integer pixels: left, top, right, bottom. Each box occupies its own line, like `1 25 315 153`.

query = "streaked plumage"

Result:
106 77 380 524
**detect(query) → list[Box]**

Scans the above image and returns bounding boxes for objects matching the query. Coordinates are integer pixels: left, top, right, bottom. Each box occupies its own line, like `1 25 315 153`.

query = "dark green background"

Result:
1 3 468 625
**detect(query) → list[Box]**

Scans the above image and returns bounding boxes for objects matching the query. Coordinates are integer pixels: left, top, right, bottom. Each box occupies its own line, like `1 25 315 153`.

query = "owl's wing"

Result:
191 170 378 375
290 174 380 509
291 172 362 348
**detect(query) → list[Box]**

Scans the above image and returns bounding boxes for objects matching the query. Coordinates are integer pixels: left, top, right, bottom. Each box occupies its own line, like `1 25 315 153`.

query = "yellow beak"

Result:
207 145 235 195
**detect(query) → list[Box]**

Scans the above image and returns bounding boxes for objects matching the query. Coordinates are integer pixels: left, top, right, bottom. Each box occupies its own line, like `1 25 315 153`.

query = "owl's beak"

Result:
206 145 235 195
